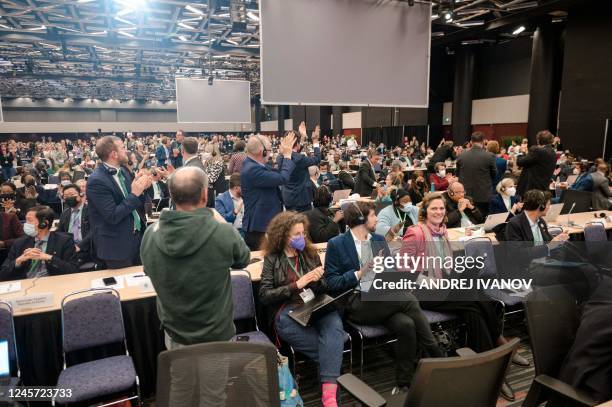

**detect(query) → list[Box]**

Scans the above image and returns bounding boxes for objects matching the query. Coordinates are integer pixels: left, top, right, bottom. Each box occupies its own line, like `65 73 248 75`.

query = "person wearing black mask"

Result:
57 183 92 267
408 171 429 204
304 186 343 243
0 182 24 265
15 176 38 220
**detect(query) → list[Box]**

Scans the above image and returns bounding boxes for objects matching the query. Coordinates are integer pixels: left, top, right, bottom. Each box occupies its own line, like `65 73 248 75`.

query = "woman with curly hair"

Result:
259 211 345 407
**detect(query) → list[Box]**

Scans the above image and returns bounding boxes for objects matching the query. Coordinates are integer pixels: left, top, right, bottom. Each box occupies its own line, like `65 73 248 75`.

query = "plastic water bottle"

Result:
430 183 435 192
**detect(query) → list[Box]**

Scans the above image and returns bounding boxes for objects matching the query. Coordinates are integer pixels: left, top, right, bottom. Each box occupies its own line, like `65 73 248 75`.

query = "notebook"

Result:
483 212 510 232
544 203 564 223
332 189 351 204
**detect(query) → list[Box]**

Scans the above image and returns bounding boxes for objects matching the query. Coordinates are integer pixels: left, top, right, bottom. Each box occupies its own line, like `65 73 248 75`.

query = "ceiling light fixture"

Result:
178 22 193 29
505 1 539 11
444 11 453 22
246 11 259 21
0 24 11 30
185 5 205 15
431 13 439 19
117 30 135 38
457 20 485 27
512 25 526 35
226 39 239 45
178 35 188 41
90 30 107 35
114 16 135 25
29 25 47 31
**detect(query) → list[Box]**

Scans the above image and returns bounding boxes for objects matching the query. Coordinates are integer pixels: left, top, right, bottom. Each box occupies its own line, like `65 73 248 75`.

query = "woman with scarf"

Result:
402 192 528 401
259 211 345 407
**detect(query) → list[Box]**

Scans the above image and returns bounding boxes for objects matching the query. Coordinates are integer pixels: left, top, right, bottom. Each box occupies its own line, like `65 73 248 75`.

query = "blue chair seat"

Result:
56 355 136 403
485 289 525 307
346 321 391 339
231 331 272 344
423 310 457 324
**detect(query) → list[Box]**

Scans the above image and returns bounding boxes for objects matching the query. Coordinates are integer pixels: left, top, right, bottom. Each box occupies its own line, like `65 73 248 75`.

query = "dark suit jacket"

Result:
428 145 456 171
183 155 206 171
278 147 321 208
305 207 340 243
0 213 23 249
489 194 520 215
442 191 485 228
145 181 169 201
0 232 78 281
155 144 168 167
456 146 497 203
324 231 386 296
354 160 377 197
57 204 91 253
241 156 295 233
516 145 557 196
86 164 146 262
505 211 552 263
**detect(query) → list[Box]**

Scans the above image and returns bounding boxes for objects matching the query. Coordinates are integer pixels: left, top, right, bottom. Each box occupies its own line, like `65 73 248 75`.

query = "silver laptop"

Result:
544 203 564 223
483 212 510 232
332 189 351 204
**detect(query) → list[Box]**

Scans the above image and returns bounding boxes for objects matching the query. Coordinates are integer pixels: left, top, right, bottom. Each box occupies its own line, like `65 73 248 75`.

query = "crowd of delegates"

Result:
0 126 610 404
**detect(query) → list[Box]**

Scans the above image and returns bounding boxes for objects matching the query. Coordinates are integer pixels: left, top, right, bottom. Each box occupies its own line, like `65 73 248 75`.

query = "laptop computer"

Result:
332 189 351 204
154 197 170 212
483 212 510 232
545 203 564 223
288 290 352 327
0 340 11 385
565 174 578 186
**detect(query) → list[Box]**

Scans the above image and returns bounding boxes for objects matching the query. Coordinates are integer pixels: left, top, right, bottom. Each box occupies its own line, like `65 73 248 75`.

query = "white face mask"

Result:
401 203 413 213
505 187 516 197
437 170 446 177
23 222 37 237
573 168 580 175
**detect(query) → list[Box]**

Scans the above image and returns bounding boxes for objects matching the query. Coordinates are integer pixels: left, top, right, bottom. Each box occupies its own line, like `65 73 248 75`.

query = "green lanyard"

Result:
393 206 408 224
285 253 304 279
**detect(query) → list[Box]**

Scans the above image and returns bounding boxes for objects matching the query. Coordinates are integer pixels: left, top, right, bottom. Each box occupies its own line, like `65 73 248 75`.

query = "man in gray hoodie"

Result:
141 166 250 406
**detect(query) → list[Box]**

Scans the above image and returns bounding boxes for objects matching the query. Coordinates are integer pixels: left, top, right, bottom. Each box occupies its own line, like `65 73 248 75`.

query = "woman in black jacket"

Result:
304 186 343 243
259 211 345 407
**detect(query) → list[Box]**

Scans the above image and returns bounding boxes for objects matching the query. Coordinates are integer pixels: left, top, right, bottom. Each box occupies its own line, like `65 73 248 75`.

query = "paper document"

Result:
0 282 21 294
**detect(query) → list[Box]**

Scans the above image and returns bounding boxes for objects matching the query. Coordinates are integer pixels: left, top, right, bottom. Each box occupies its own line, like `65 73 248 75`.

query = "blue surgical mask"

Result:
23 222 36 237
401 203 414 213
289 235 306 252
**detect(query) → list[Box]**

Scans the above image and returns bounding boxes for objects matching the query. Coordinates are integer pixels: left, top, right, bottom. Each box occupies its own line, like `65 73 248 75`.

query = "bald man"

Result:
442 181 485 228
241 133 296 250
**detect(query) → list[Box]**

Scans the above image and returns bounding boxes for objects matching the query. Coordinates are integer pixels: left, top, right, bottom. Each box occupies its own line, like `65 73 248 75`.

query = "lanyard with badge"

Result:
286 253 315 303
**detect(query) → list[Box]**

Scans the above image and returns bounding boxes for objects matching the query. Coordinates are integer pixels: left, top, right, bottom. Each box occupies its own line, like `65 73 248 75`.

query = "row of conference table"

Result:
0 210 610 398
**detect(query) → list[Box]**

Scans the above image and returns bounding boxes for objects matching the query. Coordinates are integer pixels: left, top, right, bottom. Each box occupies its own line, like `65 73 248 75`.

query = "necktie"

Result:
27 240 48 279
117 170 142 232
71 210 82 243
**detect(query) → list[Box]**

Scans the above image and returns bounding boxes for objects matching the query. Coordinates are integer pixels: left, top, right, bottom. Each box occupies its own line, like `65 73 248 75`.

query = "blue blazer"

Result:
215 190 236 224
278 147 321 208
241 156 296 233
155 145 168 167
324 231 387 296
489 193 520 215
86 164 146 262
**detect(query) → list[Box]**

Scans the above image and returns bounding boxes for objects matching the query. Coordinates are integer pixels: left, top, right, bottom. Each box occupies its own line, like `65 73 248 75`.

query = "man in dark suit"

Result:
279 122 321 212
516 130 557 196
590 162 612 210
354 149 380 197
0 205 78 281
337 162 355 191
442 182 485 228
169 130 184 168
87 136 152 269
241 132 296 250
145 170 169 202
324 201 442 394
456 132 496 216
155 136 171 167
57 183 92 265
181 137 205 171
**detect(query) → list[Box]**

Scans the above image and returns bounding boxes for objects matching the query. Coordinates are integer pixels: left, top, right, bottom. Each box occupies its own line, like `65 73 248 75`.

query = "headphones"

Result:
255 136 268 158
447 182 457 197
594 212 607 219
536 191 547 211
103 164 118 176
350 201 366 225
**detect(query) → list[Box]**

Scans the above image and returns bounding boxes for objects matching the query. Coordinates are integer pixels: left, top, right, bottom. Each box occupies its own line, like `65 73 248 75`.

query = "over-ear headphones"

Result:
38 220 48 229
351 201 366 225
594 212 606 218
255 136 268 158
536 191 547 212
104 164 117 176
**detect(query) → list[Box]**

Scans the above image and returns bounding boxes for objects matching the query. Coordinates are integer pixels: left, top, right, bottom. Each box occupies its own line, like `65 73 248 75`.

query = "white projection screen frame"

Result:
259 0 431 107
175 78 251 123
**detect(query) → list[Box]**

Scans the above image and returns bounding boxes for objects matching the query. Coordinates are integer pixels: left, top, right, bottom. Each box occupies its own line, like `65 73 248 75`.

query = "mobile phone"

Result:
235 335 250 342
103 277 117 286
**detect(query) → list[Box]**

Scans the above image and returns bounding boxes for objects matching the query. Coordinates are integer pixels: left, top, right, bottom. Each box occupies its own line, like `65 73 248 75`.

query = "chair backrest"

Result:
0 301 19 376
61 288 126 354
156 341 280 407
231 270 257 323
584 222 607 242
404 338 519 407
464 237 497 279
560 189 592 214
525 286 580 377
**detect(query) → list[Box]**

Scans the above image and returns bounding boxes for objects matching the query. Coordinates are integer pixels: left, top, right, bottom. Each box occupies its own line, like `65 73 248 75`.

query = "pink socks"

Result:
322 383 338 407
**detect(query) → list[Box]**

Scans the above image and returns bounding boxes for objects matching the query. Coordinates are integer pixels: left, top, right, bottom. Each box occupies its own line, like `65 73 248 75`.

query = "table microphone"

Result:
566 202 577 227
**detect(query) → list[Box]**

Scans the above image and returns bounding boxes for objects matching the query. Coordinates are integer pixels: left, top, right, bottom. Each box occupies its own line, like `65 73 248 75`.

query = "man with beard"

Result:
87 136 152 269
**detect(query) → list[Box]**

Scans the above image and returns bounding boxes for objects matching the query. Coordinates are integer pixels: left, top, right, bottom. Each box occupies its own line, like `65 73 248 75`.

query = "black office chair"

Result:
523 286 598 406
156 342 280 407
338 338 519 407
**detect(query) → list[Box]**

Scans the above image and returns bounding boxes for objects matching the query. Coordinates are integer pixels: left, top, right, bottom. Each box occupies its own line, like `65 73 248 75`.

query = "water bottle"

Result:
430 183 435 192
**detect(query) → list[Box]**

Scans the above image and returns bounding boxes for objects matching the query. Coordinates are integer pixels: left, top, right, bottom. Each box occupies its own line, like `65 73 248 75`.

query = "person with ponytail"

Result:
259 211 345 407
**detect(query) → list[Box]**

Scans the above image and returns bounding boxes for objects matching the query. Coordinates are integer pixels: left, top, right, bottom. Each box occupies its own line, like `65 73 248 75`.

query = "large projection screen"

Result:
176 78 251 123
260 0 431 107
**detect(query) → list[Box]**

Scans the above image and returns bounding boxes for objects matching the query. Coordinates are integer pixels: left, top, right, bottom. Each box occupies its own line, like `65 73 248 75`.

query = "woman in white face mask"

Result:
490 178 523 216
